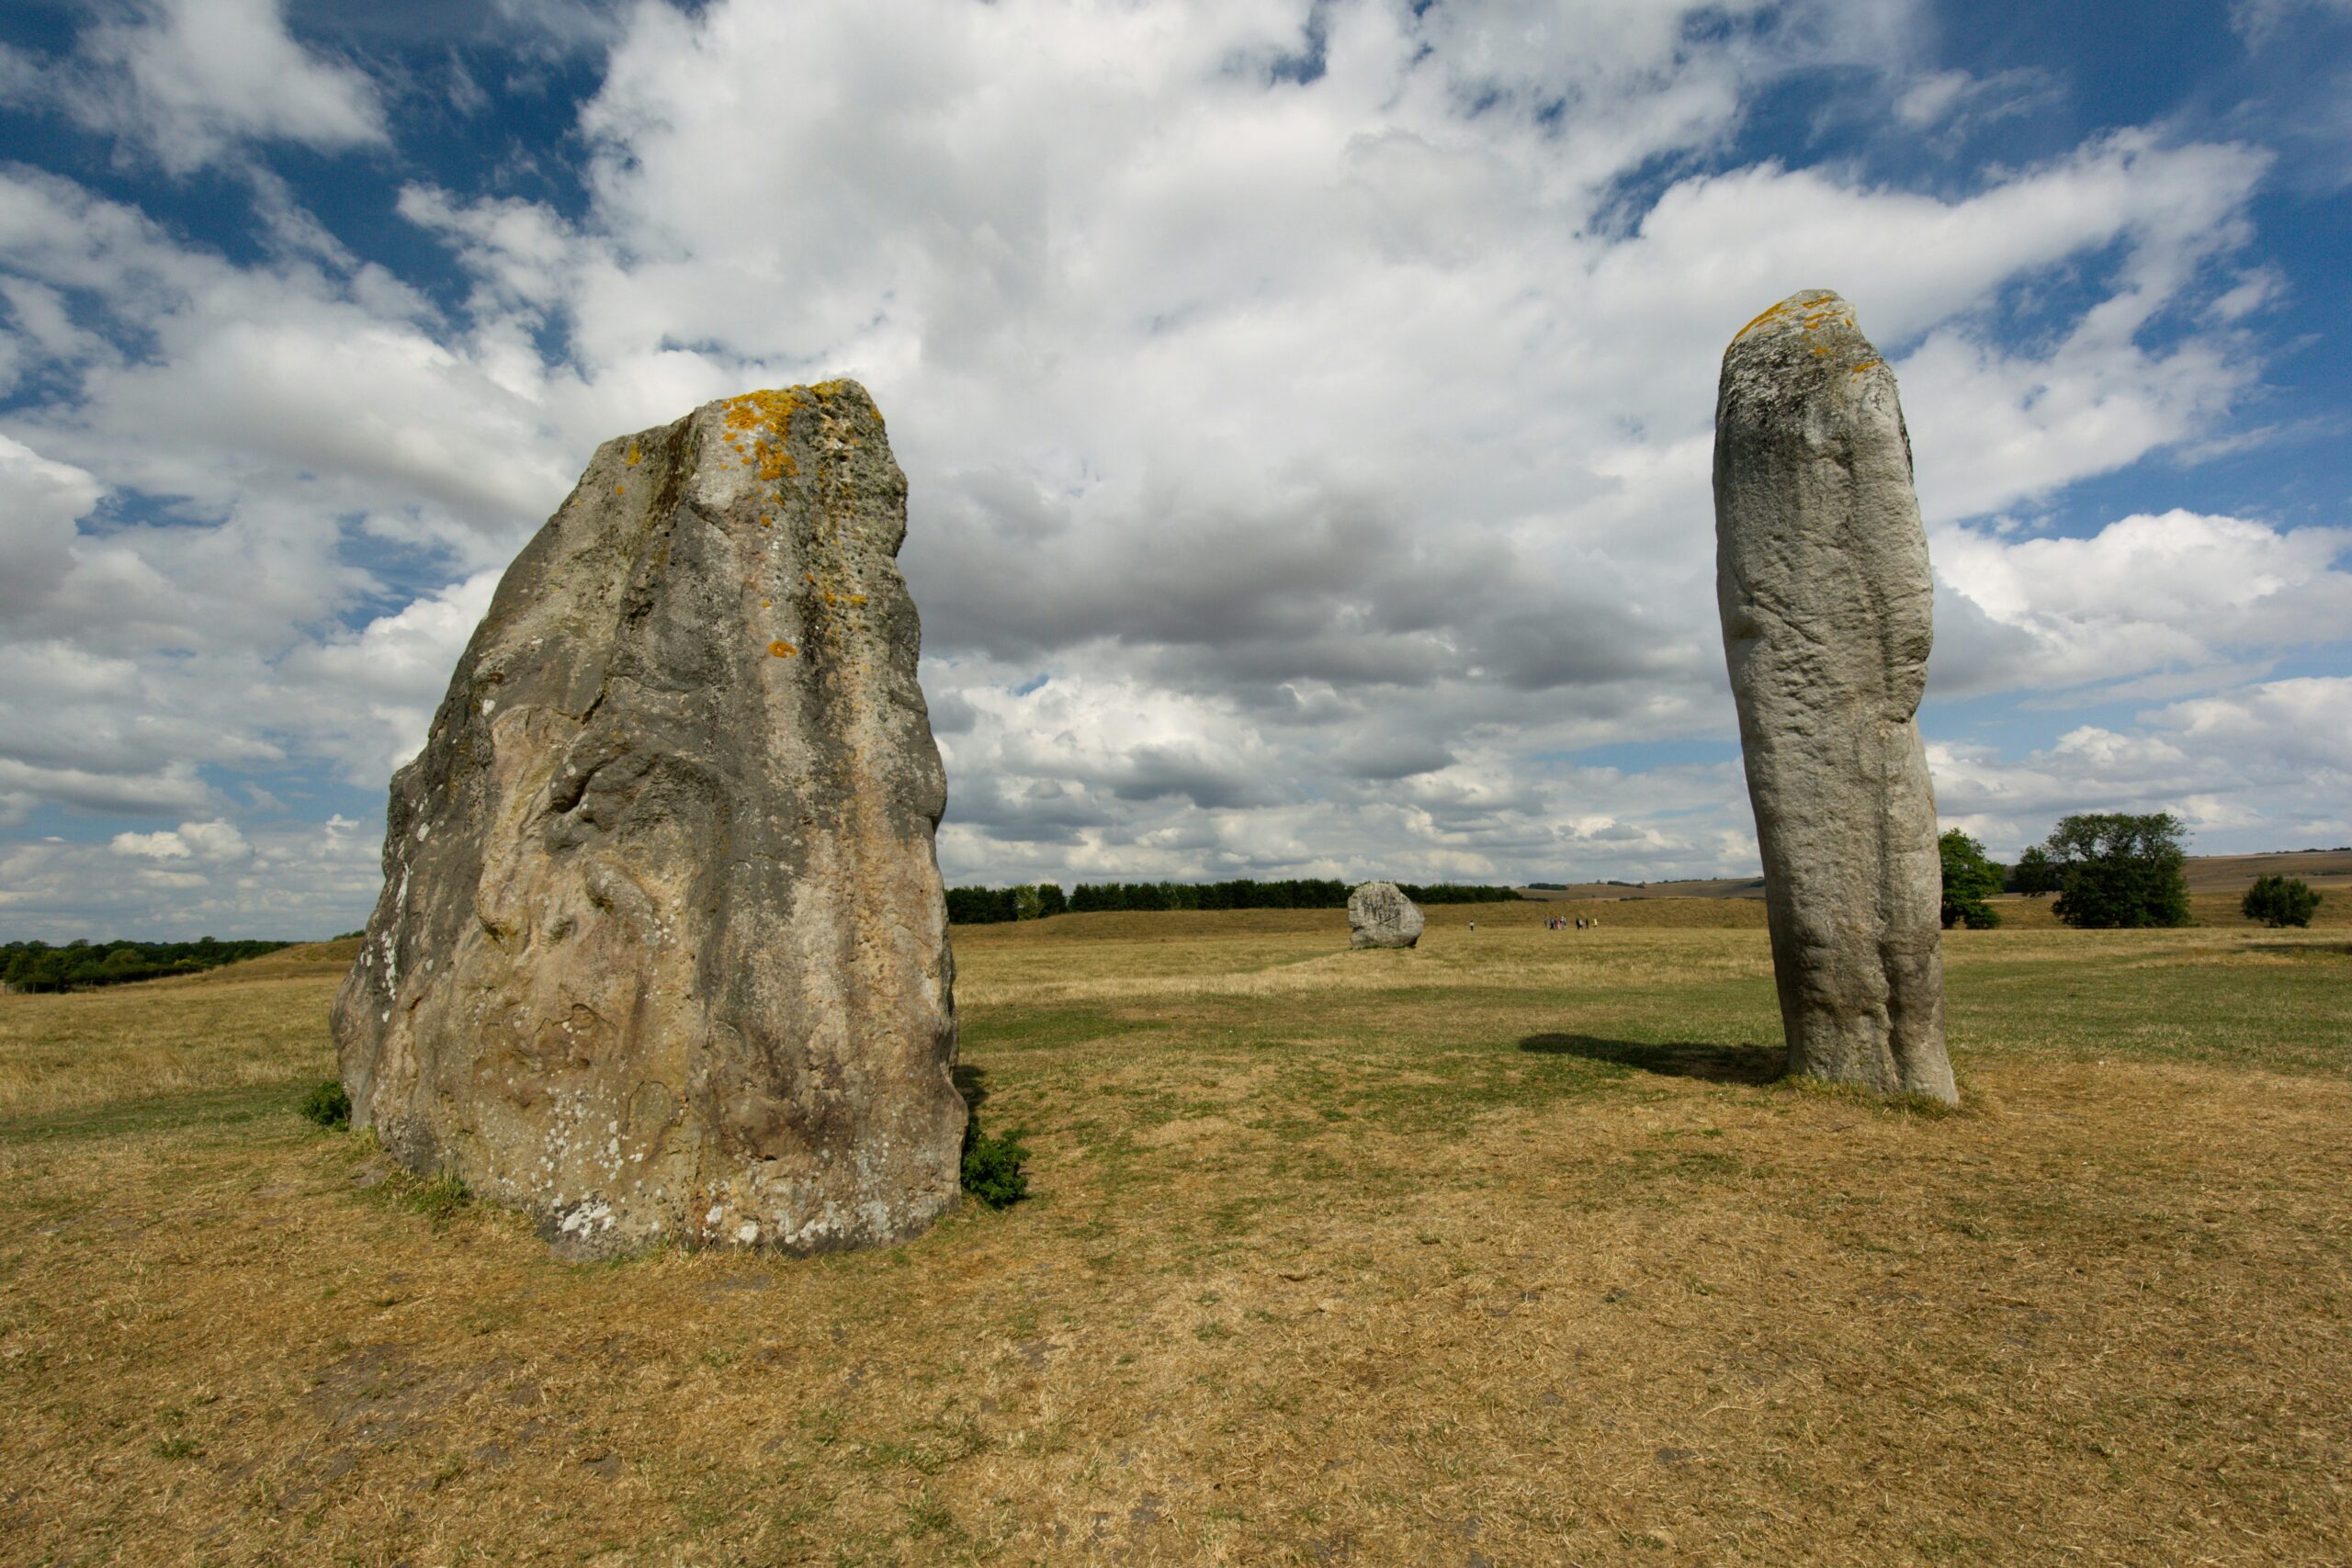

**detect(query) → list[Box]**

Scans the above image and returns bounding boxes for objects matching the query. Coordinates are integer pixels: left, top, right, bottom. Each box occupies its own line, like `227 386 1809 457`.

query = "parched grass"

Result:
0 941 354 1121
1 912 2347 1563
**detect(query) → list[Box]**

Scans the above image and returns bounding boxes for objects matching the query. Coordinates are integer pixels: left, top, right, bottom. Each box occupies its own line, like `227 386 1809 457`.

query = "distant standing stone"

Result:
1349 882 1425 949
333 381 967 1256
1713 290 1957 1105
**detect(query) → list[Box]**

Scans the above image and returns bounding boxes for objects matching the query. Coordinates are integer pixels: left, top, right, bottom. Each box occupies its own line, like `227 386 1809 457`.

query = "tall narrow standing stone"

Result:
333 380 967 1255
1713 290 1956 1104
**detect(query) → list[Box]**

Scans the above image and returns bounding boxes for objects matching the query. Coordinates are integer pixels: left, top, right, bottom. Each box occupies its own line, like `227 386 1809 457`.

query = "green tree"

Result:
2008 845 2059 897
1010 883 1070 919
2041 813 2190 929
2241 874 2321 929
1938 830 2006 930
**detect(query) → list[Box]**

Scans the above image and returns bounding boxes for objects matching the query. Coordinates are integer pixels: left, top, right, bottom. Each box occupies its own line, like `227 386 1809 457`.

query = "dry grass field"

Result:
2178 849 2352 896
4 896 2348 1565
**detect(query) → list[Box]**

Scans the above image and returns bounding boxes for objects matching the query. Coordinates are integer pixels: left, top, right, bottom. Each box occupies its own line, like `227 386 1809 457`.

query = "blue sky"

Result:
1 0 2348 938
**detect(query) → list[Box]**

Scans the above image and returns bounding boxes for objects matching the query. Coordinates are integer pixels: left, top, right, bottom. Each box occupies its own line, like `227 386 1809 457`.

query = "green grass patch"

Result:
956 1005 1163 1054
0 1075 315 1145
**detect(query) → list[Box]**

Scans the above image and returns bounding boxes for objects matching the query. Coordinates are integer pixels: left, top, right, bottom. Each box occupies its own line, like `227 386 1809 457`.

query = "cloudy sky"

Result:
2 0 2349 938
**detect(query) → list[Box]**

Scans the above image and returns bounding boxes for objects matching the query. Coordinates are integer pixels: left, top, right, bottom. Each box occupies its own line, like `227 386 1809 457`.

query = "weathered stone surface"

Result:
332 380 966 1256
1349 881 1425 949
1713 290 1956 1104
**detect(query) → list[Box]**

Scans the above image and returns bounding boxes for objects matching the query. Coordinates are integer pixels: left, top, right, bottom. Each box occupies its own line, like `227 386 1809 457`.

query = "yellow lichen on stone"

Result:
721 388 814 483
767 639 797 658
1732 299 1792 344
625 442 642 467
1734 293 1857 350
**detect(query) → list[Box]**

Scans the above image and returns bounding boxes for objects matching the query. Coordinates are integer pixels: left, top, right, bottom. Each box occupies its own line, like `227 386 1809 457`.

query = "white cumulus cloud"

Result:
0 0 2340 930
1931 510 2352 694
64 0 389 174
109 819 249 863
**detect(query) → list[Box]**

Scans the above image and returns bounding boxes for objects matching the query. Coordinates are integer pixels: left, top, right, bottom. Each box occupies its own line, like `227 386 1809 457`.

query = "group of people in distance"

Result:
1542 912 1600 931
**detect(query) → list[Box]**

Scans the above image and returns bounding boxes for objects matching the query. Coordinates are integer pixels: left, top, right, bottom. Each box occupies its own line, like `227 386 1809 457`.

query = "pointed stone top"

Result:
1720 289 1890 410
1729 288 1855 345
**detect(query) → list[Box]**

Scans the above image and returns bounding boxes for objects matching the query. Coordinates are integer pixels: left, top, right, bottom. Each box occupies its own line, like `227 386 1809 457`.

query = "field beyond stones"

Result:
3 898 2348 1565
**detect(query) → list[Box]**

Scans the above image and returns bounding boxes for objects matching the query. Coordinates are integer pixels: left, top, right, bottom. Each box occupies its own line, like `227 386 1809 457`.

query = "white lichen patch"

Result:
557 1198 614 1236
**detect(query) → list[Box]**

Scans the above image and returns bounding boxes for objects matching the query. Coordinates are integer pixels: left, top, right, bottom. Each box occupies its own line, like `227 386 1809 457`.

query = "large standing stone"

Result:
1349 881 1425 949
1713 290 1957 1104
333 381 967 1256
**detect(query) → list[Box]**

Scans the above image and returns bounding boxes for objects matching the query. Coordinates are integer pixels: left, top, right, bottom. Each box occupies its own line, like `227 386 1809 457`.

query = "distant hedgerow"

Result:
946 877 1526 922
299 1078 351 1131
2 936 293 993
960 1113 1030 1209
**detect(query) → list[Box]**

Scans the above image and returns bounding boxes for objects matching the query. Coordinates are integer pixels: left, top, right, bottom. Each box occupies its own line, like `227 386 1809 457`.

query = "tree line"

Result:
2 938 293 993
944 878 1524 924
1940 812 2322 931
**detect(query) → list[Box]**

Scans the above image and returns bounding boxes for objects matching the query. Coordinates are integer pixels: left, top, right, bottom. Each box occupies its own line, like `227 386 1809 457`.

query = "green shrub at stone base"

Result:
960 1113 1030 1210
300 1078 351 1130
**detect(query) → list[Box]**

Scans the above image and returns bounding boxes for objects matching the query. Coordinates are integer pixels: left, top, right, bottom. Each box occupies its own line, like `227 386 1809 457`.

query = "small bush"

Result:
2242 874 2321 929
960 1112 1030 1210
299 1078 351 1130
